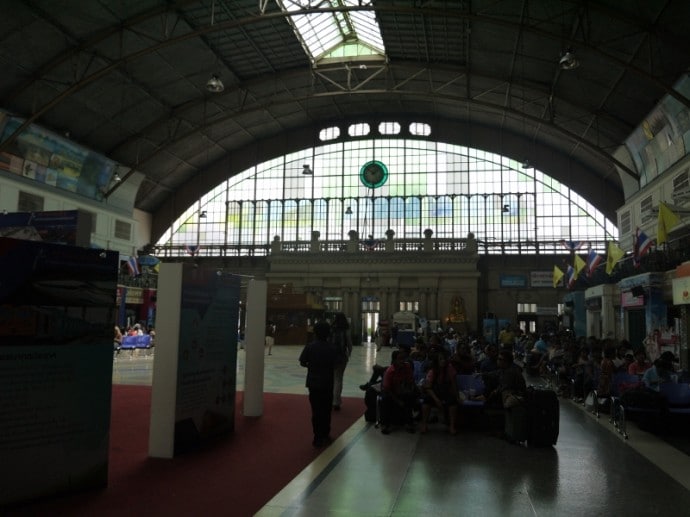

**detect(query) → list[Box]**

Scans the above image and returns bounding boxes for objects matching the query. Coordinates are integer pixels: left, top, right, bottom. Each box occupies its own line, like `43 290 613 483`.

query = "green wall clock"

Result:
359 160 389 188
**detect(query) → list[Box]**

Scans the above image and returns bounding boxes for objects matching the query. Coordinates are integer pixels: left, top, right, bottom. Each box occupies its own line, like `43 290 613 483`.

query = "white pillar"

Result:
243 279 267 416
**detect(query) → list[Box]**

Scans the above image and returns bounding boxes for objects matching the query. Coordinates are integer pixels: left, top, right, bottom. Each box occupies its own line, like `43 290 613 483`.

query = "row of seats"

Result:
588 371 690 439
120 334 153 349
372 373 489 431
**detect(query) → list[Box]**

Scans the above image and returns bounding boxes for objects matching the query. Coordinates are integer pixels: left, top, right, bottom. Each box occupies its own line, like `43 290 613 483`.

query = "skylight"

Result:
277 0 385 65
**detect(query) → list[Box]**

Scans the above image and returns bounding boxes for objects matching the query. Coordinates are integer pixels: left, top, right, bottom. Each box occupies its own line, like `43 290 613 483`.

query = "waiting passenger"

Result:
379 349 417 435
485 350 527 409
450 343 476 375
358 364 388 391
419 351 460 435
526 333 548 375
498 324 516 351
409 339 429 362
642 352 677 391
479 344 499 373
597 346 616 398
113 325 123 354
628 349 652 376
571 347 593 402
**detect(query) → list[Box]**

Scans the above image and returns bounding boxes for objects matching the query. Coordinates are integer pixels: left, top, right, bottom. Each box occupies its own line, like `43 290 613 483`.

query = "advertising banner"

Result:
0 237 118 505
0 210 91 247
149 264 241 458
0 113 117 200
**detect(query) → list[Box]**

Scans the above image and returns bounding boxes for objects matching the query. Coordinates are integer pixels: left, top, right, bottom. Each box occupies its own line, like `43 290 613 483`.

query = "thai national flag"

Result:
185 244 201 256
127 256 140 277
560 239 587 251
586 249 603 276
566 265 576 288
633 228 654 267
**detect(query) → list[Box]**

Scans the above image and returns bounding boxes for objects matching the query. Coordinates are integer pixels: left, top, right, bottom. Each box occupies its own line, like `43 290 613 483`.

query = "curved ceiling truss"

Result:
1 1 689 234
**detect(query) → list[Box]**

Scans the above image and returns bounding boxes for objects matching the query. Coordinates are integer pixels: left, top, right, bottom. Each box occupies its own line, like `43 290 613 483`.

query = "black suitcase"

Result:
526 387 559 447
364 384 381 423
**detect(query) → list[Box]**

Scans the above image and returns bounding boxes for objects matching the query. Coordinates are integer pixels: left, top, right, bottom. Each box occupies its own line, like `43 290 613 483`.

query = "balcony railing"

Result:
154 238 614 258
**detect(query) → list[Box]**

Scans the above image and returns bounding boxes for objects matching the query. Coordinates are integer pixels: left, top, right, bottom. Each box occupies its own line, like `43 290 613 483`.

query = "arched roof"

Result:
2 1 689 239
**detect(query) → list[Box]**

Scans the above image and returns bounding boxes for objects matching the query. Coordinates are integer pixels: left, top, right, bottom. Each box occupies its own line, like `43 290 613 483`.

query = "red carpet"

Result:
6 386 361 517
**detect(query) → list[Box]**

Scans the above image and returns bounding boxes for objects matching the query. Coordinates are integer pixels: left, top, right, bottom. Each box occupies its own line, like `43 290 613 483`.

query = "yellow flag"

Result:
553 265 564 288
657 202 680 245
605 242 625 275
574 254 586 280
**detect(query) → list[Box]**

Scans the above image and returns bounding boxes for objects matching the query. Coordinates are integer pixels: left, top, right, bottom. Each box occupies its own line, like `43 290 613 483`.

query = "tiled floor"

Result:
113 344 690 516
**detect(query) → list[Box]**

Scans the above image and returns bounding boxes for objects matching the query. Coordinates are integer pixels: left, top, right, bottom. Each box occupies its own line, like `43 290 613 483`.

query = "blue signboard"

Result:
499 274 528 288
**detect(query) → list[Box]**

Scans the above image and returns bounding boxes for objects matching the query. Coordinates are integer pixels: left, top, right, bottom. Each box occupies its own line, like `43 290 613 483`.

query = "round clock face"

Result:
359 161 389 188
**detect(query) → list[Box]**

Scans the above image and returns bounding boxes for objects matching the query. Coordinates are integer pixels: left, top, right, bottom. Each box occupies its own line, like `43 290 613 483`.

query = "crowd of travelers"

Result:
113 322 156 354
361 325 528 436
360 324 686 437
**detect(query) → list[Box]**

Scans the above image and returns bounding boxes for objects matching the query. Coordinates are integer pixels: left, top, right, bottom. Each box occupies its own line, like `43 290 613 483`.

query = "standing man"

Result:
299 321 337 447
331 313 353 411
265 320 276 355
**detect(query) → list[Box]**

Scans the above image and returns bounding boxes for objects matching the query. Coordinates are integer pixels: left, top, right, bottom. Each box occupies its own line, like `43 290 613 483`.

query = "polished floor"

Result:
113 343 690 516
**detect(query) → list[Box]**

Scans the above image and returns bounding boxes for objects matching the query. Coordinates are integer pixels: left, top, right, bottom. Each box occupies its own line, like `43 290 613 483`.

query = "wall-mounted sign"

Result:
530 271 554 288
672 277 690 305
536 306 559 316
585 297 602 310
500 274 527 288
621 291 644 308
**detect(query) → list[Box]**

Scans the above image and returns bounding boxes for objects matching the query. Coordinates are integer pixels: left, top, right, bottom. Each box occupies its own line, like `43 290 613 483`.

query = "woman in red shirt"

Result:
628 349 651 376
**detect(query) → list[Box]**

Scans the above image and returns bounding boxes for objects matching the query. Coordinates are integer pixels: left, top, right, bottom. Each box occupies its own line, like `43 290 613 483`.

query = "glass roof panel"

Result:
277 0 385 64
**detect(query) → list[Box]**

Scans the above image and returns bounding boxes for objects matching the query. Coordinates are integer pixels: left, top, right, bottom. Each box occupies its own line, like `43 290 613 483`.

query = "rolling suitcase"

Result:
526 386 559 447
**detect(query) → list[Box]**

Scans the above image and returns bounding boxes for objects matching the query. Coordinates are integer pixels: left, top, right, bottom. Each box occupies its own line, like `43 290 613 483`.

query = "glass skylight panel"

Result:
277 0 385 63
348 9 384 53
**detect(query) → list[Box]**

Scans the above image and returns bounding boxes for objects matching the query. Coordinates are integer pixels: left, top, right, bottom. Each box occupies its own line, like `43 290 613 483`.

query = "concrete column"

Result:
430 287 438 318
244 279 267 417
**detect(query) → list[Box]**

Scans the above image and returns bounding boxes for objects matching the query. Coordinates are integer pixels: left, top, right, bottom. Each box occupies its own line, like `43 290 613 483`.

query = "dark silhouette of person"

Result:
299 321 337 447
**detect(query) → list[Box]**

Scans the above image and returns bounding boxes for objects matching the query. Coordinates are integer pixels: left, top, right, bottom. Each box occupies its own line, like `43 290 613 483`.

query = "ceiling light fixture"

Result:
521 159 531 169
302 164 313 175
206 74 225 93
199 210 207 218
113 173 121 182
559 49 580 70
345 206 353 215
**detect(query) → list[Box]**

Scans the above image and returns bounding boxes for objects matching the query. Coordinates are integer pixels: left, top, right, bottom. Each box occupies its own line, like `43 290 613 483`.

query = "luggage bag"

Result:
526 387 559 447
364 384 381 423
504 405 528 443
